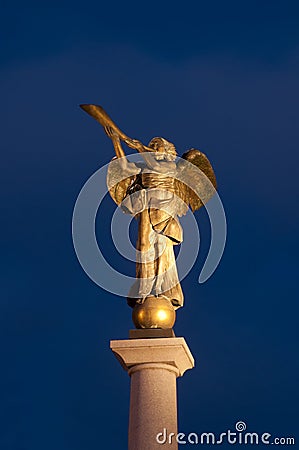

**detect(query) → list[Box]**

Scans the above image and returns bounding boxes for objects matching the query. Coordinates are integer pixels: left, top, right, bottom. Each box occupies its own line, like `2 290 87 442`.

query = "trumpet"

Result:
80 104 154 153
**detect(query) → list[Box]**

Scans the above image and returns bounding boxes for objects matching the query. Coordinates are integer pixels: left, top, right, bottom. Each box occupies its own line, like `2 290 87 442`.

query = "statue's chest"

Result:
141 172 175 191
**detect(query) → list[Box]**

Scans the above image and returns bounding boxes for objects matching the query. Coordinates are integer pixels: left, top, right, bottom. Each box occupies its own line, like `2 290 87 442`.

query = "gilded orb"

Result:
132 296 176 329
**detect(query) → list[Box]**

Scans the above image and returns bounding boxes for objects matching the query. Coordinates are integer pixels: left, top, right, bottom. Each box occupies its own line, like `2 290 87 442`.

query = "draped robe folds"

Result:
108 160 184 309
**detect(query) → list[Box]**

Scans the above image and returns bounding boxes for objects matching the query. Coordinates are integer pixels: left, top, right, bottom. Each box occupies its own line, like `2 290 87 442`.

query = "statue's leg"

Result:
135 210 156 299
153 236 184 308
152 234 170 296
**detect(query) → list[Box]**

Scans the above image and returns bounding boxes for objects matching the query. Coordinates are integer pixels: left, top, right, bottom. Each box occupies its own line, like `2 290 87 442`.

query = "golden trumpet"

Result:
80 104 154 153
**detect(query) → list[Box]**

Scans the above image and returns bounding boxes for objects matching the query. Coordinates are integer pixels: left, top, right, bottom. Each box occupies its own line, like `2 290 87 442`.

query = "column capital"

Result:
110 337 195 377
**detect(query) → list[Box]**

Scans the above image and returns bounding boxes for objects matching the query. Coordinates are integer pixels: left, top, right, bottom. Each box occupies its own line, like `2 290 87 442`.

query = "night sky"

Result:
1 1 299 449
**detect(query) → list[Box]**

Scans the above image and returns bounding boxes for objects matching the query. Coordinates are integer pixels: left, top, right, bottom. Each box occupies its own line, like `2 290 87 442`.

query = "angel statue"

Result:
80 104 217 329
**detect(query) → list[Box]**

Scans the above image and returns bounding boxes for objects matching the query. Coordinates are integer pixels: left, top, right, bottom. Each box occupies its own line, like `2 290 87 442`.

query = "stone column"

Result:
110 337 194 450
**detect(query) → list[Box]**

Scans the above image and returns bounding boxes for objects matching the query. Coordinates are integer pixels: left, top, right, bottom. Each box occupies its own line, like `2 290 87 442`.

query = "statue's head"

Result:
148 137 177 161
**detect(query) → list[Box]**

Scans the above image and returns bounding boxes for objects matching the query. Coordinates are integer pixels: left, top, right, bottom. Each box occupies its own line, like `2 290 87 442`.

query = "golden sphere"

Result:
132 296 176 329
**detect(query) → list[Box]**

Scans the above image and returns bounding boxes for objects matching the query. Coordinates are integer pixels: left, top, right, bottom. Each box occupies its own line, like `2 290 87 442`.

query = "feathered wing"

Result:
174 149 217 215
107 158 143 207
107 159 136 205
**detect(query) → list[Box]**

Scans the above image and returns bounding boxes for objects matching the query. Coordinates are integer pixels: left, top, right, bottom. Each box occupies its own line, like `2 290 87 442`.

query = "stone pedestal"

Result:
110 337 194 450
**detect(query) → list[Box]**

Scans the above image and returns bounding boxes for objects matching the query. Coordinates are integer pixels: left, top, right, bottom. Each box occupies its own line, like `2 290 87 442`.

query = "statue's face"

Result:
154 144 176 161
148 137 177 161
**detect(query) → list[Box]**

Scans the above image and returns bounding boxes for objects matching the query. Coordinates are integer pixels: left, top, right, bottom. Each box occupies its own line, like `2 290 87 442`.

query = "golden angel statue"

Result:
80 104 217 329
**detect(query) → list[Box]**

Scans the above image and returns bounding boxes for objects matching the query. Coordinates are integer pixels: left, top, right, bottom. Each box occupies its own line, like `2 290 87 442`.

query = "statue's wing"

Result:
107 158 142 206
175 149 217 215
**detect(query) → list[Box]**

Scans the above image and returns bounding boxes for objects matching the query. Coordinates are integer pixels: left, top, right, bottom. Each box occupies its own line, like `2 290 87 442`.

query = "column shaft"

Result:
129 364 178 449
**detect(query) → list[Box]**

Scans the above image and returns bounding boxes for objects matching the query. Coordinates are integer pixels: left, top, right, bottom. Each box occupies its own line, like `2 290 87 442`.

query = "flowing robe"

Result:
108 159 184 309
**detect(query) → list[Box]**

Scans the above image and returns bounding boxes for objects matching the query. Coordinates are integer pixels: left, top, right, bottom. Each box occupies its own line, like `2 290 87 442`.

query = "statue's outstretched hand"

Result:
125 138 145 153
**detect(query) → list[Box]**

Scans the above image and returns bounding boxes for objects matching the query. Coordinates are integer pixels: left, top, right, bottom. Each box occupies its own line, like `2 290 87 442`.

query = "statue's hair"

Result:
148 137 177 156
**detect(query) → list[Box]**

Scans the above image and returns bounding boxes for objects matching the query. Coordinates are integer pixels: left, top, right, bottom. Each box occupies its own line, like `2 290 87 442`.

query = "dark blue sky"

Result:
1 1 299 449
